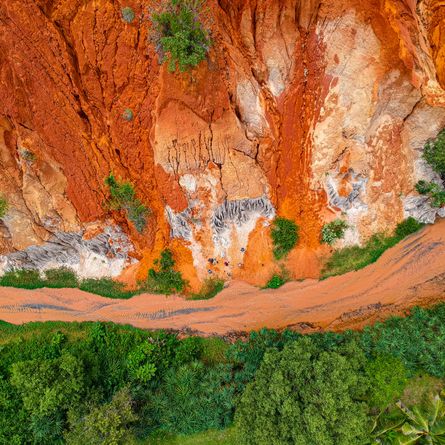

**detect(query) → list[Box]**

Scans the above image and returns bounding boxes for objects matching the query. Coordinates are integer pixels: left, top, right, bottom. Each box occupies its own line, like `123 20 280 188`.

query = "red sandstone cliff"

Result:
0 0 445 289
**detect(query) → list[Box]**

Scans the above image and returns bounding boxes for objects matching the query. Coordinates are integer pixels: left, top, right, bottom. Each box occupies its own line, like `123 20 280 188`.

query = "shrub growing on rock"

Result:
0 196 8 219
424 128 445 177
321 219 348 245
415 180 445 208
271 217 299 260
145 249 186 295
105 173 149 232
122 108 134 121
149 0 211 72
121 6 135 23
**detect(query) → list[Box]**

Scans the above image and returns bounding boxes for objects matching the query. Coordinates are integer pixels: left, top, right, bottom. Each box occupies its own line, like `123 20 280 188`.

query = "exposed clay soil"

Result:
0 220 445 336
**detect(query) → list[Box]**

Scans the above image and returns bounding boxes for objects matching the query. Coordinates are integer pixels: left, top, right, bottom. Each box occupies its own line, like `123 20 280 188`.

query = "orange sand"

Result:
0 220 444 335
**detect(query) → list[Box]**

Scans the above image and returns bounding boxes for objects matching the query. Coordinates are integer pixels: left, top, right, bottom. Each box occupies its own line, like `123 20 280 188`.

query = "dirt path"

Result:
1 220 445 335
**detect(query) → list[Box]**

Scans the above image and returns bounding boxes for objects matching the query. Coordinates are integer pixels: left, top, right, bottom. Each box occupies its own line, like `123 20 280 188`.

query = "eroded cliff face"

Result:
0 0 445 288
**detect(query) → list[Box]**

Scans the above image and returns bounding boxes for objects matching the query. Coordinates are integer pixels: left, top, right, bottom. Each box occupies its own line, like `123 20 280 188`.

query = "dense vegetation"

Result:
322 217 423 279
2 302 445 444
415 180 445 207
271 217 299 260
149 0 211 72
105 173 149 233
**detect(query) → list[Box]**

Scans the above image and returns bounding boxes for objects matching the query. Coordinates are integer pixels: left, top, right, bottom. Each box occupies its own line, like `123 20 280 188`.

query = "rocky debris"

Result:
404 195 445 224
0 225 135 279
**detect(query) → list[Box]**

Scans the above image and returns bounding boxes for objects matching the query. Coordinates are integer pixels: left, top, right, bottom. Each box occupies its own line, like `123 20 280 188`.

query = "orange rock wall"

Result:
0 0 445 287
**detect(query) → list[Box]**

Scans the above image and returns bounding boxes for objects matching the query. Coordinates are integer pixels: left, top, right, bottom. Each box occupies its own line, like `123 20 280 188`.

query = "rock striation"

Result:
0 0 445 286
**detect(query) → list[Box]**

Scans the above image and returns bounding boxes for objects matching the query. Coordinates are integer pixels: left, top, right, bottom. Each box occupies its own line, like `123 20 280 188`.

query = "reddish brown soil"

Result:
0 219 444 335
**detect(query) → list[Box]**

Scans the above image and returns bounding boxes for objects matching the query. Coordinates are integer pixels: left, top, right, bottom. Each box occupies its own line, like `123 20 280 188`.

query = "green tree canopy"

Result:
236 337 371 445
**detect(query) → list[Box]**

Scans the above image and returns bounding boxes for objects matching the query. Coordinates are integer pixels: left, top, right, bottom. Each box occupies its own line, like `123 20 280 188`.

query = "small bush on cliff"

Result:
149 0 211 72
321 219 348 245
415 180 445 208
0 196 8 219
145 249 186 295
122 108 134 121
271 217 299 260
105 173 150 232
424 128 445 178
121 6 135 23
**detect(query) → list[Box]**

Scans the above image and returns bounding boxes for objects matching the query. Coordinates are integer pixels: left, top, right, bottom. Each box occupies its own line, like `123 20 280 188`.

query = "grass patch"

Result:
79 278 138 299
321 217 424 279
0 269 138 299
200 337 229 366
144 427 239 445
263 274 287 289
190 278 225 300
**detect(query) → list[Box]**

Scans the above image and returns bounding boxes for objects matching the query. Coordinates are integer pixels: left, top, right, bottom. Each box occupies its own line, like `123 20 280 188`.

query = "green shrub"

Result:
227 328 300 394
264 274 287 289
105 173 149 232
415 179 435 195
79 278 137 299
154 361 234 435
190 278 224 300
394 217 423 239
122 108 134 121
415 180 445 208
0 196 8 219
145 249 186 295
150 0 211 72
321 219 348 245
65 387 137 445
271 217 299 260
424 128 445 176
236 338 371 445
121 6 135 23
19 149 36 162
365 355 408 411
